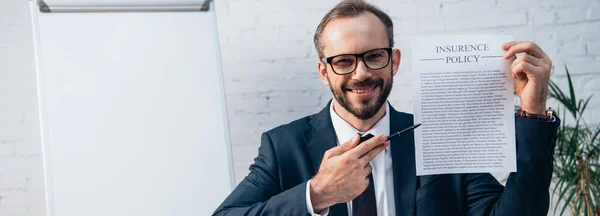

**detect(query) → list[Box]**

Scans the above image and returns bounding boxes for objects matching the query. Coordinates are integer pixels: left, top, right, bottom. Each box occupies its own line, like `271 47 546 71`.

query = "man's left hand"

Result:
502 41 553 115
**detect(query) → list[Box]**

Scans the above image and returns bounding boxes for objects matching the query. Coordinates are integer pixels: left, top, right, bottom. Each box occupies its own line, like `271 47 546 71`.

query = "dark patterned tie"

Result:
352 133 377 216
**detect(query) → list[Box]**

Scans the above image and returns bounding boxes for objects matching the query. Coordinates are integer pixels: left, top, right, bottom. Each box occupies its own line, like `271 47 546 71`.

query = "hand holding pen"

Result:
309 123 422 212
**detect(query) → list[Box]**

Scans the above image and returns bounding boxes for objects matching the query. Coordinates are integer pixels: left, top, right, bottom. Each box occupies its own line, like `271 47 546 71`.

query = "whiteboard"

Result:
30 1 233 216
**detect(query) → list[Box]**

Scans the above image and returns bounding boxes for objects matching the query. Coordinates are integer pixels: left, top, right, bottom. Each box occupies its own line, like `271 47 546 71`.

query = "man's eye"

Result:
367 53 383 59
334 58 354 65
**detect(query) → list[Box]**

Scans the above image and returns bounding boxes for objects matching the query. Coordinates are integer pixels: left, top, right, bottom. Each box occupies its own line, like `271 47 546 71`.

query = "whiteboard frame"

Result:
37 0 211 12
28 1 235 215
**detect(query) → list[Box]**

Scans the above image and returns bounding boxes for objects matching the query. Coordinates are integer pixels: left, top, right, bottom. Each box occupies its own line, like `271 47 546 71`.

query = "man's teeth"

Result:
352 87 374 93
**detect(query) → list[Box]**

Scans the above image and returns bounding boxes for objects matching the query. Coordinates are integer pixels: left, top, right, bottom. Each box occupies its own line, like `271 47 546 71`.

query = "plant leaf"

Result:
565 66 578 119
549 80 577 119
580 95 593 115
559 185 578 216
555 176 578 215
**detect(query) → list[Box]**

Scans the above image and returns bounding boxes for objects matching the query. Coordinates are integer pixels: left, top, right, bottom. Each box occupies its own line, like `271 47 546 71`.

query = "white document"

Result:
411 34 516 176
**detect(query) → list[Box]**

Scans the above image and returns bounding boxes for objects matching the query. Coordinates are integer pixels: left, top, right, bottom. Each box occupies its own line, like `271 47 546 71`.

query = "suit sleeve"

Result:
465 116 560 216
212 132 309 216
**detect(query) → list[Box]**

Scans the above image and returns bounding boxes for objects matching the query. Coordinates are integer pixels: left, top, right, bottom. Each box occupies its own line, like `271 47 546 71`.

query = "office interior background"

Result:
1 0 600 215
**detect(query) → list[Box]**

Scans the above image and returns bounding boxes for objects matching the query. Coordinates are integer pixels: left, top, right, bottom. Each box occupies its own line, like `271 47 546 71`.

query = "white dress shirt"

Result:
305 102 396 216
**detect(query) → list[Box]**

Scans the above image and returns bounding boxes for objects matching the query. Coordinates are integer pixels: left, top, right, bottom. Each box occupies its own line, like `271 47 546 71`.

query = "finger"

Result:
514 53 544 67
363 164 373 176
324 134 359 158
346 134 387 158
501 41 519 50
503 41 547 59
515 53 552 75
511 58 539 74
503 41 546 58
511 60 539 80
361 177 370 191
359 141 389 165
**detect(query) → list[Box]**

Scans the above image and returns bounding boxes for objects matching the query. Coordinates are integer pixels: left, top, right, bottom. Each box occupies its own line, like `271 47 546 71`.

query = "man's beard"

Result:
328 70 393 120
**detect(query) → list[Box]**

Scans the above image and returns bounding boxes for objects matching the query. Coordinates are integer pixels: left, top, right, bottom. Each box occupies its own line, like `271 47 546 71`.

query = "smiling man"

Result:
213 0 559 215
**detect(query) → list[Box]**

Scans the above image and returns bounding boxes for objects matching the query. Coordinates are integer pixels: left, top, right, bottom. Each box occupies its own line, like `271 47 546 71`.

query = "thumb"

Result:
324 134 360 158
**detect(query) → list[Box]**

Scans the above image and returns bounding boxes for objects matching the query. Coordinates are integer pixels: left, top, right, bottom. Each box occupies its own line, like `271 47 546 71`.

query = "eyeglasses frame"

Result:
320 47 393 75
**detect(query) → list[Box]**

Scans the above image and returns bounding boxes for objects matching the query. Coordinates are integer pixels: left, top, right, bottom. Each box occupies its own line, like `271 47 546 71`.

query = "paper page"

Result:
411 34 516 176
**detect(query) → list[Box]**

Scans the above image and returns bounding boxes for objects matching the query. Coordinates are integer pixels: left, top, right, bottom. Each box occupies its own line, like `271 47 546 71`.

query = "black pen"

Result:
386 123 421 141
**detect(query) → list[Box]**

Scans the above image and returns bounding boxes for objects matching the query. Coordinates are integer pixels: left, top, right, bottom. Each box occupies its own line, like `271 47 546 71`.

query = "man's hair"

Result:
314 0 394 58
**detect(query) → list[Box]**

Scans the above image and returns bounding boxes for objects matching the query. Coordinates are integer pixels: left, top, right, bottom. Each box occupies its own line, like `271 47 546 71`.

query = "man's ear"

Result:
392 49 401 76
318 60 330 86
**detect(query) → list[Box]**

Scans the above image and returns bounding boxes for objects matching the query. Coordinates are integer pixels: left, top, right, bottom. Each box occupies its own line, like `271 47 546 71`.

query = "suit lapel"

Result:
304 101 348 216
305 102 338 174
389 106 417 216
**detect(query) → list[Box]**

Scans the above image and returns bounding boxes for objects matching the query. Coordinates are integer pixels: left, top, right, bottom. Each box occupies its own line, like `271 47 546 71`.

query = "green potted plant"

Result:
549 67 600 216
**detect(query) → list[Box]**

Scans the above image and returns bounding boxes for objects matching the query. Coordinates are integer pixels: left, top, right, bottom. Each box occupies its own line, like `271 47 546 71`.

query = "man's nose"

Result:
352 58 372 81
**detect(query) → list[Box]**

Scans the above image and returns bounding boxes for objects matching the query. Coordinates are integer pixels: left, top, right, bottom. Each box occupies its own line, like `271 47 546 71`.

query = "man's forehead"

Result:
320 12 389 57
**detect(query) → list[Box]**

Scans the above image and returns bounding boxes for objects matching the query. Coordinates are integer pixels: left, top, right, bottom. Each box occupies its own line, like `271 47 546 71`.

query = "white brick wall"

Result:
0 0 47 215
214 0 600 184
2 0 600 215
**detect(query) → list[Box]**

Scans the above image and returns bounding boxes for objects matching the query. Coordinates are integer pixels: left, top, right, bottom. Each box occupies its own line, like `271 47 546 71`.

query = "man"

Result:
213 0 559 215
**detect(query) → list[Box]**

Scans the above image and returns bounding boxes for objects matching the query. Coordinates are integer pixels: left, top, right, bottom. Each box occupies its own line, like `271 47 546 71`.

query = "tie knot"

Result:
358 133 374 144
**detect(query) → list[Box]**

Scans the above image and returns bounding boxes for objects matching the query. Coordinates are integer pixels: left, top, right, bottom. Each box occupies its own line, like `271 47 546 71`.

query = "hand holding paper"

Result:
502 41 553 115
411 34 517 175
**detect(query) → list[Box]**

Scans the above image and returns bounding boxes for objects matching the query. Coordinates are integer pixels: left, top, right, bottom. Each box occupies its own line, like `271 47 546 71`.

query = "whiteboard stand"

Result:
30 0 234 215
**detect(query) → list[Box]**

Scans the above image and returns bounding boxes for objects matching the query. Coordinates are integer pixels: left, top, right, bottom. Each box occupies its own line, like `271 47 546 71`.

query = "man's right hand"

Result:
309 134 389 213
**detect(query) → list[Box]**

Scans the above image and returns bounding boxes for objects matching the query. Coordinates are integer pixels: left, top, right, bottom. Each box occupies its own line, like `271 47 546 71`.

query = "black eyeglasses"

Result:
321 48 392 75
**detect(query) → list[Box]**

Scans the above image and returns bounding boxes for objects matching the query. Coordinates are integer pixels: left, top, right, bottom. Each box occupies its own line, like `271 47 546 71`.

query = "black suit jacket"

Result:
213 103 560 216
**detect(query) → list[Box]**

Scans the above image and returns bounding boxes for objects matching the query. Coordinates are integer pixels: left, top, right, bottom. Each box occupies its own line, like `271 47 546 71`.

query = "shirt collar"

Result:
329 101 391 146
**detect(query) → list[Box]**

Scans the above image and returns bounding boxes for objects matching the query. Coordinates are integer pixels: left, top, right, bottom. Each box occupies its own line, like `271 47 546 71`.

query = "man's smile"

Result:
345 84 380 99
